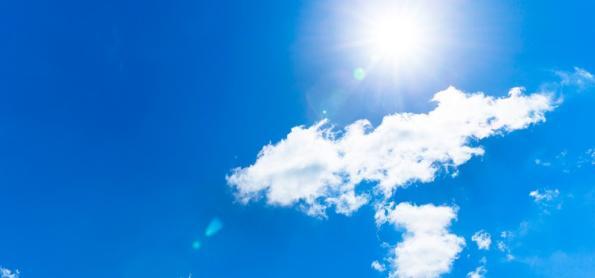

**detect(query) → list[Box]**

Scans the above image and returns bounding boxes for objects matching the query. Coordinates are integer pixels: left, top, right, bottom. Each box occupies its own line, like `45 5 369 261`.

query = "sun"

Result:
344 0 440 75
366 13 428 65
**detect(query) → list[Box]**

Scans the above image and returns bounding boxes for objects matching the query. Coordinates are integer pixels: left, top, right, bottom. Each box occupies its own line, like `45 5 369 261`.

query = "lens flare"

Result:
353 67 366 80
352 1 437 72
192 240 202 250
205 217 223 237
366 13 428 66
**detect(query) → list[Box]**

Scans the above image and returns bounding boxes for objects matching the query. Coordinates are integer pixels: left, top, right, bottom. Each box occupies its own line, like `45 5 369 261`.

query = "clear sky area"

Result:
1 0 594 277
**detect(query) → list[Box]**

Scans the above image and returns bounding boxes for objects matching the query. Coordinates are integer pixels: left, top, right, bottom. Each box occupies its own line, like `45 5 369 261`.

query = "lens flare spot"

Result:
205 217 223 237
192 240 202 250
353 67 366 80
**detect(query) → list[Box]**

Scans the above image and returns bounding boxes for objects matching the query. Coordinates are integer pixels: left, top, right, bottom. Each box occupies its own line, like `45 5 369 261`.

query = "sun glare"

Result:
343 0 442 77
367 14 427 65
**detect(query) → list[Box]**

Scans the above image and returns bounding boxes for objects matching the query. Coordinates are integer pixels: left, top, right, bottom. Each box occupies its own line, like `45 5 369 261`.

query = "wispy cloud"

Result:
529 189 560 203
529 188 563 213
371 260 386 272
523 251 595 278
466 265 487 278
556 67 595 90
0 267 19 278
534 148 595 173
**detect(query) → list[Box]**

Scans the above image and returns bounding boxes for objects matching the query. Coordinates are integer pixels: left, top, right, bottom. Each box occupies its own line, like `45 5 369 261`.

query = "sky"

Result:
0 0 594 277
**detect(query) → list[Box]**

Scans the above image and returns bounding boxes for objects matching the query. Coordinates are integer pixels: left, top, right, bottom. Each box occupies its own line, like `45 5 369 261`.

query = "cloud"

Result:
556 67 595 90
534 148 595 172
0 268 19 278
588 149 595 164
579 148 595 167
466 265 487 278
497 240 515 261
371 260 387 272
227 86 554 216
523 251 595 278
376 202 465 278
471 230 492 250
529 188 563 213
529 189 560 203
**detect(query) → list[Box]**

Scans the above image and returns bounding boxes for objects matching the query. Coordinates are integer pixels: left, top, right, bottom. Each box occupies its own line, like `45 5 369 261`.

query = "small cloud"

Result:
497 241 507 252
0 267 19 278
500 231 511 238
378 202 465 278
529 189 560 203
556 67 595 90
466 265 487 278
535 148 595 172
588 149 595 164
529 188 562 213
578 148 595 168
534 158 551 167
497 241 515 261
471 230 492 250
497 231 516 261
371 260 386 272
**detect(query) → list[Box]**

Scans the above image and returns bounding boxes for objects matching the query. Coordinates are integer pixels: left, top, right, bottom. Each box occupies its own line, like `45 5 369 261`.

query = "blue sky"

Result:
0 0 594 277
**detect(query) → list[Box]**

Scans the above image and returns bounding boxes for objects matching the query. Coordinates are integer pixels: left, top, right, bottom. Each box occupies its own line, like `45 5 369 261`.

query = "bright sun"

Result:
346 0 439 75
367 14 427 65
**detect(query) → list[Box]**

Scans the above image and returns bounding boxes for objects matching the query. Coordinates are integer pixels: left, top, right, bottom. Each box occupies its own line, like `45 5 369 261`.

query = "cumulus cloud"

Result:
471 230 492 250
0 267 19 278
227 86 554 216
376 203 465 278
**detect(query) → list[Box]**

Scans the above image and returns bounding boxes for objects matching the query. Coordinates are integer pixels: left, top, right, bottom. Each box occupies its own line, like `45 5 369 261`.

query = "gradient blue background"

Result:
0 0 594 277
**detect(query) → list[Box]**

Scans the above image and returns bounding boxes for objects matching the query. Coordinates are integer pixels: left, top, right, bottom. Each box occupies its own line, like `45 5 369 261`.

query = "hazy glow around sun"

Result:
355 2 436 70
367 13 428 64
299 0 505 113
334 0 450 80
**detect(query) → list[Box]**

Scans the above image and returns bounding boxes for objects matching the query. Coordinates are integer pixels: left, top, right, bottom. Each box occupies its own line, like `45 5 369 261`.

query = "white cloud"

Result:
0 267 19 278
529 189 560 203
580 148 595 167
377 203 465 278
497 241 515 261
497 241 507 252
530 188 563 214
556 67 595 90
534 158 552 167
227 86 554 216
471 230 492 250
535 148 595 171
466 265 487 278
371 260 386 272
